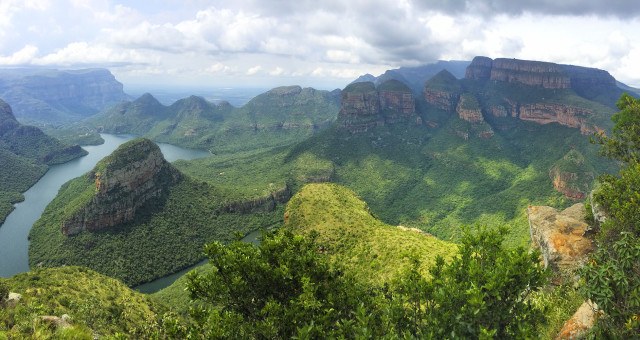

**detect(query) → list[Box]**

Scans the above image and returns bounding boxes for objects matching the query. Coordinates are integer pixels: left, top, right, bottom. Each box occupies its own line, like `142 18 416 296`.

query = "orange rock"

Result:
528 204 595 284
556 300 599 339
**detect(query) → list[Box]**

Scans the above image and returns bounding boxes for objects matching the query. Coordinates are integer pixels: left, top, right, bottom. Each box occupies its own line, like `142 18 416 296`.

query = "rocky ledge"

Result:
61 138 182 236
528 203 595 284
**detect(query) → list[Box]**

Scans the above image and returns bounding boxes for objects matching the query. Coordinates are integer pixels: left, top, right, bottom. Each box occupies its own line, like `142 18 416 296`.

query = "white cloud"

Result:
269 67 284 76
0 45 39 65
1 1 640 89
34 42 146 66
246 65 262 75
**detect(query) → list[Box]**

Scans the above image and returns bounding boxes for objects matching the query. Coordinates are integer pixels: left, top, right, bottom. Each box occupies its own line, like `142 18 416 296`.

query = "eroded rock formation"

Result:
456 94 484 123
423 70 461 112
549 150 595 200
557 300 600 339
528 203 595 284
339 80 418 132
466 57 571 89
61 138 182 236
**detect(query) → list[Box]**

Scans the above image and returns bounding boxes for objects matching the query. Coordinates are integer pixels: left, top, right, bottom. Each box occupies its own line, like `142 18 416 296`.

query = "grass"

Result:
283 183 458 284
0 267 167 339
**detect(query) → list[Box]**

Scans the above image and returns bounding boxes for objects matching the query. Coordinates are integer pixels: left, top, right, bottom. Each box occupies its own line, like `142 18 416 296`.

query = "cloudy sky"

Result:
1 0 640 90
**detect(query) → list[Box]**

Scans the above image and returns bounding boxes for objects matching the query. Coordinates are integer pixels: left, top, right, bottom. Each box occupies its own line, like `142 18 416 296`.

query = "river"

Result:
134 229 262 294
0 134 211 279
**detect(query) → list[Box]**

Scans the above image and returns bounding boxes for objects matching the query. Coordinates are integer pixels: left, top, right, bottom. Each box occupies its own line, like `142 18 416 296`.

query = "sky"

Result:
1 0 640 91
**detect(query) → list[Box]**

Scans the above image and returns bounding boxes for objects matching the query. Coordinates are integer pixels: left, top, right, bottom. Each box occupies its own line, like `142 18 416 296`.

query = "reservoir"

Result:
0 134 211 279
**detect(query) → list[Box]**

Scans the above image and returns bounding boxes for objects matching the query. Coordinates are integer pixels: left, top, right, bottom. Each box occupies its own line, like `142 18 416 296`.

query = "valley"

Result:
0 56 635 338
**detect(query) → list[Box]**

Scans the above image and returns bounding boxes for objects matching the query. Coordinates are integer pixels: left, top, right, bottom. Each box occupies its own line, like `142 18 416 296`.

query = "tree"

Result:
582 93 640 336
391 226 549 339
185 230 385 339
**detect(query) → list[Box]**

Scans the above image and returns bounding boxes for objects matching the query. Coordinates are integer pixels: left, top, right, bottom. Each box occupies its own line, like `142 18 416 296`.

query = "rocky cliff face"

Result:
466 57 571 89
423 70 461 113
339 80 418 132
519 103 591 131
61 138 182 236
549 149 595 200
463 57 611 135
528 203 595 284
456 94 484 123
0 68 129 123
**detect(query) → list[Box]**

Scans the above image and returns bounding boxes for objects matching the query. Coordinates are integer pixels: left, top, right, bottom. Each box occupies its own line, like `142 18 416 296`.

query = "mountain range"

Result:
1 56 637 338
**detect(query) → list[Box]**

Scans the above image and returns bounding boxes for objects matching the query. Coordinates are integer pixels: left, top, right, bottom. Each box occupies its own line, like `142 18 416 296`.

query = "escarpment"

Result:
466 57 571 89
423 57 615 136
61 138 182 236
339 80 419 132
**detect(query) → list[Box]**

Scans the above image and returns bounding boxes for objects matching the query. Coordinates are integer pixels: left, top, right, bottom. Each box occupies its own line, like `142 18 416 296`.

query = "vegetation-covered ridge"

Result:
28 139 285 286
85 85 340 154
283 182 457 283
0 266 168 339
0 99 86 225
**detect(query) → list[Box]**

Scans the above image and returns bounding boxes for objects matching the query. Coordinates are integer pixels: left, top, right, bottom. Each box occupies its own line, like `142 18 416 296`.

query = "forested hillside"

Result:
0 100 86 225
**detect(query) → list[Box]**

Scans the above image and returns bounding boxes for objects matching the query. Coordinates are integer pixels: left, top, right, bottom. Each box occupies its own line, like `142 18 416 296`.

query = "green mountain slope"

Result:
86 85 340 154
0 266 167 339
172 64 617 248
0 99 87 225
28 139 284 286
153 182 457 314
283 183 458 283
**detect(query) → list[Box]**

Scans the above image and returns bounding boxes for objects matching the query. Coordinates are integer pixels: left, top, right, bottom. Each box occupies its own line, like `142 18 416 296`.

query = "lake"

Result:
0 134 211 279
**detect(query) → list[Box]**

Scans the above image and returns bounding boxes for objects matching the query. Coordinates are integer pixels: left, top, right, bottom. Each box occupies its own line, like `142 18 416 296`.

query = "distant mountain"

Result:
0 99 86 225
176 56 621 248
0 68 129 124
86 85 341 154
351 60 471 94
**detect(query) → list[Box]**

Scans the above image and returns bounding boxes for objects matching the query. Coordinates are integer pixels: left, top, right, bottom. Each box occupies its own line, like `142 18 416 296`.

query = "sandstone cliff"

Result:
466 56 570 89
528 203 595 284
339 80 418 132
456 94 484 123
61 138 182 236
423 70 461 112
463 57 613 135
549 149 595 200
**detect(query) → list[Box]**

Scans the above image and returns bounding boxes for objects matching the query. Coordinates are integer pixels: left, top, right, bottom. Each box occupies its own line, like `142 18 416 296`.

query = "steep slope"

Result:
283 183 457 283
87 85 340 153
28 138 284 286
339 80 421 132
153 182 457 313
0 99 86 225
0 266 167 339
0 68 129 124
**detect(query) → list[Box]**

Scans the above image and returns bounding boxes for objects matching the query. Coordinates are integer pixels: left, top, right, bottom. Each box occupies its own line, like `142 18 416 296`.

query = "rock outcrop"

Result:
528 203 595 284
549 150 595 200
557 300 600 339
519 103 592 132
423 70 462 112
456 94 484 123
463 57 612 135
466 57 571 89
339 80 418 132
61 138 182 236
